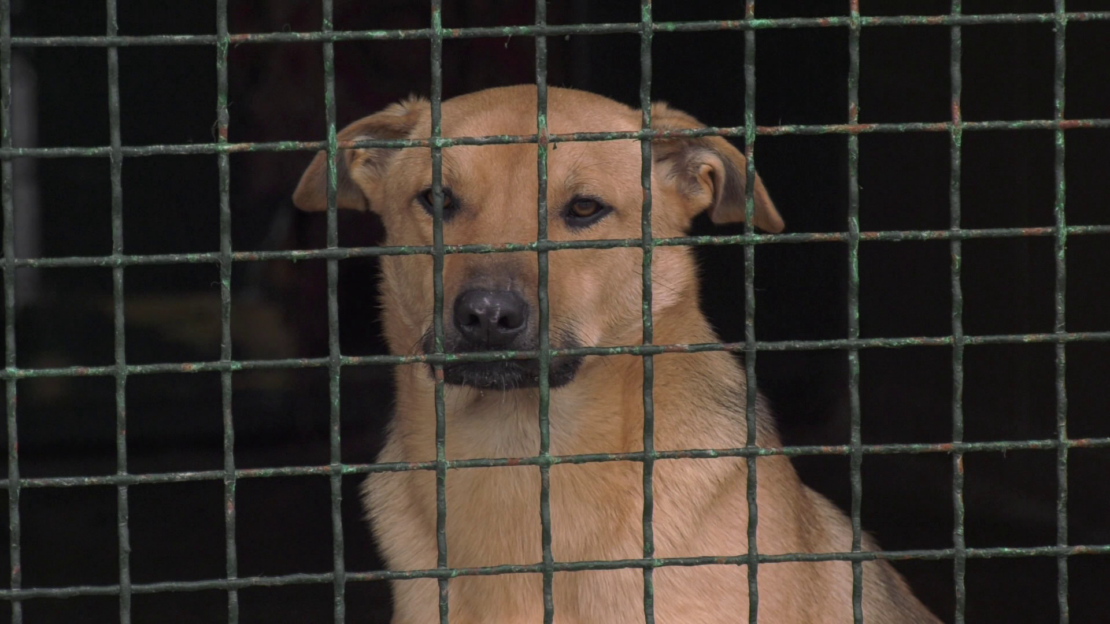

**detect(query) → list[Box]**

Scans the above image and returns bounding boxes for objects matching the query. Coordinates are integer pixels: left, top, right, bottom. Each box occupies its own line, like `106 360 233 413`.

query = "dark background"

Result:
4 0 1109 622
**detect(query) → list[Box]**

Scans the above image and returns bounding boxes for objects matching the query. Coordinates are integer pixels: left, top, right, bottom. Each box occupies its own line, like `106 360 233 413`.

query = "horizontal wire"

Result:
2 118 1108 160
0 330 1106 380
1 543 1107 602
3 435 1108 490
7 225 1110 269
7 12 1110 48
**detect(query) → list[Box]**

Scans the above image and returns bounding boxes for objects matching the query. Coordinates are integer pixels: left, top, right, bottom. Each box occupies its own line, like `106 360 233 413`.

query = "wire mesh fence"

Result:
1 1 1109 623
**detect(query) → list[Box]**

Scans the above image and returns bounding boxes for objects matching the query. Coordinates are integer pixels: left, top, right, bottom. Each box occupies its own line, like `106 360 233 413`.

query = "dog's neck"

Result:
389 298 762 462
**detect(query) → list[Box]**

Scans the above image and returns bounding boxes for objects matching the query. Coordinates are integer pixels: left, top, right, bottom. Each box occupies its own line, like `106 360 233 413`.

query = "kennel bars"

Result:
2 1 1110 623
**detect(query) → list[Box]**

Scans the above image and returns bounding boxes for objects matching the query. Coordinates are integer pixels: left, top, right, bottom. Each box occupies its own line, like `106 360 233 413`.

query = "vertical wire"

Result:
321 0 346 621
105 2 131 622
846 1 865 621
743 2 760 622
0 1 16 619
215 0 238 621
1052 1 1069 621
948 2 967 622
533 1 555 621
429 3 450 622
638 2 656 623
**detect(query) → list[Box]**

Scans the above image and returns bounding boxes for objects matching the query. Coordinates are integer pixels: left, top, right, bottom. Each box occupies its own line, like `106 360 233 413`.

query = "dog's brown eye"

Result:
570 199 601 218
421 188 452 209
417 187 458 220
564 196 612 229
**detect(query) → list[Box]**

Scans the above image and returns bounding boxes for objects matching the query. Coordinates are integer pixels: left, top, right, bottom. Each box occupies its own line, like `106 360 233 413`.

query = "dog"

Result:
293 85 940 623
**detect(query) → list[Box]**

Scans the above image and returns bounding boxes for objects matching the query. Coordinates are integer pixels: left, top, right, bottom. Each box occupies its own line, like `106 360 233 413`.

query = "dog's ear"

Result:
293 96 430 213
651 102 784 233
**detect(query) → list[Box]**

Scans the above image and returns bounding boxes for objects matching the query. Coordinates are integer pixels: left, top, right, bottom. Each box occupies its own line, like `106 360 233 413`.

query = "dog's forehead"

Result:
439 140 641 186
439 85 641 137
437 88 642 190
386 87 646 209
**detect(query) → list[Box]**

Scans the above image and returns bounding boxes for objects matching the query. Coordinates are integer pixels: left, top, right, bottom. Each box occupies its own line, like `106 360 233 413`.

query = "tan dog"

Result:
294 85 939 623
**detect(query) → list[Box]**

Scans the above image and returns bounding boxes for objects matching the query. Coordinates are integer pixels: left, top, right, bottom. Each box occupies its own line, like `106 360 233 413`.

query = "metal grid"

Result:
0 1 1108 623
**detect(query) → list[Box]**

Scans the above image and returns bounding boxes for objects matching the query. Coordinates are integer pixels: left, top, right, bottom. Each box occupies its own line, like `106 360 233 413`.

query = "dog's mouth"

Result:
441 358 582 389
422 330 584 390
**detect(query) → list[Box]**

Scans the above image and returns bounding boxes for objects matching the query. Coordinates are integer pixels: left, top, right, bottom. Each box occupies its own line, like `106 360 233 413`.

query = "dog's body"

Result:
295 86 940 623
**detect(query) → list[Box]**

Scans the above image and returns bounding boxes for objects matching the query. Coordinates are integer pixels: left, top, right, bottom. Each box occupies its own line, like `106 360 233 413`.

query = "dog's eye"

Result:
417 187 458 220
564 197 612 228
570 199 601 217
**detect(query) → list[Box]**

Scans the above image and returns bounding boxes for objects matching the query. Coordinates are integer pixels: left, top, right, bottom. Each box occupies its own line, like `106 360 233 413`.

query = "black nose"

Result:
453 289 528 347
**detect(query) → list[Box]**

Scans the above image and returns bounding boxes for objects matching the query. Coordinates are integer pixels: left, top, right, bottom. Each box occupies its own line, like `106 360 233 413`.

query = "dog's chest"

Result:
448 460 644 566
366 453 646 567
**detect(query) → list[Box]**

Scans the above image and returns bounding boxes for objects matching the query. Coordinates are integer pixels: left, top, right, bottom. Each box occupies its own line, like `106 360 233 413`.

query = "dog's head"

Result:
293 86 782 390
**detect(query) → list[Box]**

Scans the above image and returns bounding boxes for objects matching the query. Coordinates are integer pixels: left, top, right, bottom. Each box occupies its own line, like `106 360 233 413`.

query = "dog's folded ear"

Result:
293 96 430 213
651 102 785 233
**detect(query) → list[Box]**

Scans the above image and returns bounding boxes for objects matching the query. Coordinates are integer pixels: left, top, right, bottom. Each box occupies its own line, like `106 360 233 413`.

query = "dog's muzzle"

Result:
421 288 583 390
